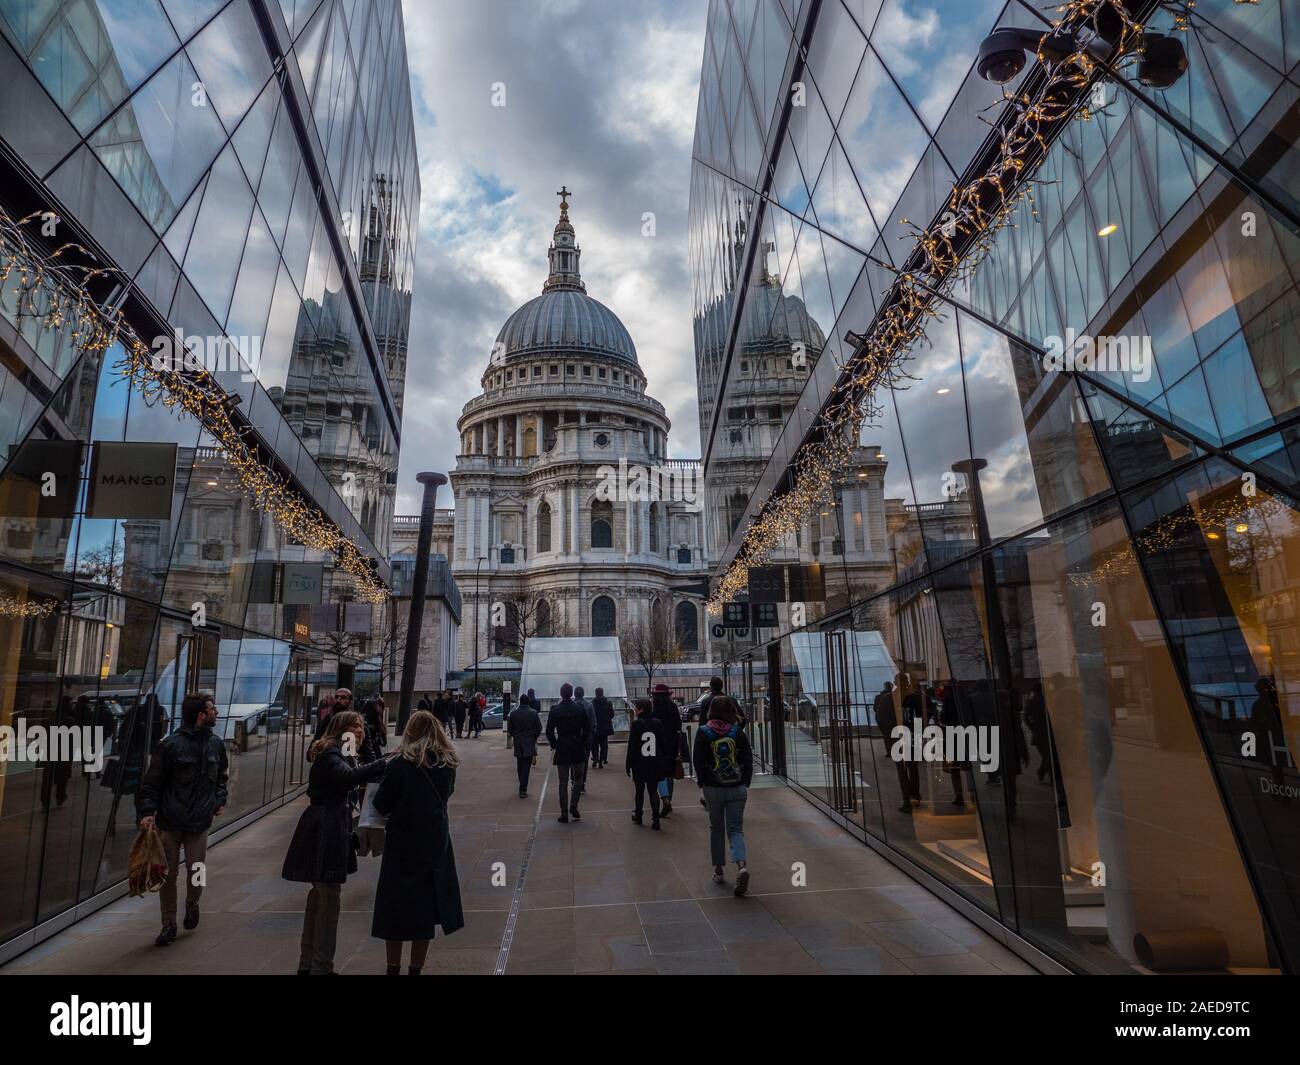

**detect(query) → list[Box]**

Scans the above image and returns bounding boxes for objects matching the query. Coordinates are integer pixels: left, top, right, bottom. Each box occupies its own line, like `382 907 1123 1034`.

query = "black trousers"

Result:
895 759 920 802
634 780 662 819
516 755 532 793
591 735 609 764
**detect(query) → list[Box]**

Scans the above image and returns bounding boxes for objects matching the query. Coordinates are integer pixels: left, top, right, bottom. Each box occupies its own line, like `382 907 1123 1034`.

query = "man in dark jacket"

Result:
698 676 724 721
313 687 352 741
649 685 684 816
508 697 543 798
137 691 229 946
591 688 615 768
432 691 452 731
546 683 590 823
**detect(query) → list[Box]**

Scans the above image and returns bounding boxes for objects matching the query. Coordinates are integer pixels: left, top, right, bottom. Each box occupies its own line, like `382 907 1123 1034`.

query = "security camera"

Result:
1137 32 1188 89
977 28 1034 83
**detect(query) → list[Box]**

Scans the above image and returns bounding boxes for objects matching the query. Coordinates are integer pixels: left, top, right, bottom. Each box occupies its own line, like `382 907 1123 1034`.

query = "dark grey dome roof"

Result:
495 290 638 364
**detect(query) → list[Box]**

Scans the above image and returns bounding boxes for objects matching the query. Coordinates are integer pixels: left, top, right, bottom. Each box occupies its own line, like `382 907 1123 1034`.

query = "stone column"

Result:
496 417 505 457
479 493 491 560
514 414 522 458
570 481 580 557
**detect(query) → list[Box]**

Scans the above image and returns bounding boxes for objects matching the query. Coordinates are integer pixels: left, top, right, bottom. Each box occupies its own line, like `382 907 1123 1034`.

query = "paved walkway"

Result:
2 733 1034 975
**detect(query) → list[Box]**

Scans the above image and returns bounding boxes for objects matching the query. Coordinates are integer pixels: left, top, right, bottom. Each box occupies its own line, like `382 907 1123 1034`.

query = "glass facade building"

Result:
0 0 417 958
690 0 1299 973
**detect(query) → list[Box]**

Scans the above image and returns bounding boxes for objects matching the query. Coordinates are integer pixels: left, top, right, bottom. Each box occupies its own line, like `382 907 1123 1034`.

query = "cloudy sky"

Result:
394 0 707 513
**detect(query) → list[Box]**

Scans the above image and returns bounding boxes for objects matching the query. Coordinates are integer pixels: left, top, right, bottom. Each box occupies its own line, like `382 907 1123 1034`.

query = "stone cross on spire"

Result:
544 184 584 293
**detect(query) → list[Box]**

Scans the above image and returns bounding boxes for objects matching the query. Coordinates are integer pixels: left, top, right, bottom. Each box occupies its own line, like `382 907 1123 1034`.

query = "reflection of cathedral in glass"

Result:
690 0 1300 974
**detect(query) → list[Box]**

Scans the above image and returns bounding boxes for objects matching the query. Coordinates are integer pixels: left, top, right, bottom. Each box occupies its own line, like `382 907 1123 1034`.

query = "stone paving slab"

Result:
2 733 1035 975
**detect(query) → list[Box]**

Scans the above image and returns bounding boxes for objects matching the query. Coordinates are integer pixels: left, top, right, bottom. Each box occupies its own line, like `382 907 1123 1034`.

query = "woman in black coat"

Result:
371 710 464 974
283 711 388 975
625 698 667 829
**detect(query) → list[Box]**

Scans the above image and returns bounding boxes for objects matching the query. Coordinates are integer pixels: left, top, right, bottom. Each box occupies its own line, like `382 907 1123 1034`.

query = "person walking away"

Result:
453 694 469 738
625 698 666 829
417 693 433 714
432 690 452 732
650 684 684 816
467 694 483 738
698 676 724 721
508 694 543 798
136 692 229 946
573 686 595 794
591 688 614 768
371 711 464 974
283 711 388 974
546 683 590 823
693 696 753 895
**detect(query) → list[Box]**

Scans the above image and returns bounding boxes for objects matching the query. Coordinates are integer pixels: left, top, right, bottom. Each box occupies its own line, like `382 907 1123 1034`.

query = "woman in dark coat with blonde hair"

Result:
371 710 464 974
283 710 388 975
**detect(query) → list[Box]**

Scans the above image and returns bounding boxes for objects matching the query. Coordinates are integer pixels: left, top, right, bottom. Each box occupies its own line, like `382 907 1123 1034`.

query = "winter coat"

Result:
370 757 464 940
508 704 543 758
592 697 615 737
282 747 386 884
625 716 667 784
650 693 684 767
546 699 590 766
136 725 229 833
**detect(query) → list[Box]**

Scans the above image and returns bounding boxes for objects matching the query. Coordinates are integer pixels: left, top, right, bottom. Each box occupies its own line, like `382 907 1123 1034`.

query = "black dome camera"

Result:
977 28 1032 84
1137 33 1188 89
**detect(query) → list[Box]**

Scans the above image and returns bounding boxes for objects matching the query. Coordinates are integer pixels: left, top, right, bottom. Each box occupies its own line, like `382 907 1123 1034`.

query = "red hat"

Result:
652 683 671 693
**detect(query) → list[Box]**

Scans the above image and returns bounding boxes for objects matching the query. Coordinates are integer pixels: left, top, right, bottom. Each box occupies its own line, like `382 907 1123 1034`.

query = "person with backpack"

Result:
370 710 464 974
590 687 614 768
692 695 753 896
625 698 666 829
545 683 590 823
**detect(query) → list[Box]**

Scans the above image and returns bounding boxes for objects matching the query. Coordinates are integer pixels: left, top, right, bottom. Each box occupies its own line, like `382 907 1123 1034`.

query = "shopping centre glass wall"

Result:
0 0 417 952
690 0 1300 972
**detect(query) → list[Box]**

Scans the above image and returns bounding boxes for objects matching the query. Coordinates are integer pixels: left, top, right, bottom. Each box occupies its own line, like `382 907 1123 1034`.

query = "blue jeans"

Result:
703 785 748 867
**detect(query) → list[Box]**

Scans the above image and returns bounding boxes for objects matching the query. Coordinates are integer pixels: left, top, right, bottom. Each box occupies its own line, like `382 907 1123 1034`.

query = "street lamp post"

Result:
399 471 447 733
473 555 487 694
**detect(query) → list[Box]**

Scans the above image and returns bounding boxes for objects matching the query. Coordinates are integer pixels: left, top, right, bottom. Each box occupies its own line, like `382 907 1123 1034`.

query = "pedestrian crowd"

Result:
131 675 751 973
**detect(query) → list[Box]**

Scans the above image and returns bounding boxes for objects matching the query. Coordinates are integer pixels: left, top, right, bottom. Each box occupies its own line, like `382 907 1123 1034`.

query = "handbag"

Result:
127 824 168 896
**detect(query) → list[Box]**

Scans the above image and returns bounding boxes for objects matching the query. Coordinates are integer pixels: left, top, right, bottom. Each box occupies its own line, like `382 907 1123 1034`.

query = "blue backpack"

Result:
703 724 743 785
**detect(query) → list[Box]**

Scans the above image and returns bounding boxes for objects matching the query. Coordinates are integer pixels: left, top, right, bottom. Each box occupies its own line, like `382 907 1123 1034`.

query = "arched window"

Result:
728 492 747 537
675 601 698 652
591 595 616 636
591 499 613 548
651 598 665 633
536 598 552 637
649 502 661 554
536 500 552 553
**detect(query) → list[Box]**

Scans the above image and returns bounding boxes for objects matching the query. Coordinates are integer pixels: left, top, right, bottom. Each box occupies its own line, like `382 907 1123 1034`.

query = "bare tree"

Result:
624 607 683 689
489 591 565 659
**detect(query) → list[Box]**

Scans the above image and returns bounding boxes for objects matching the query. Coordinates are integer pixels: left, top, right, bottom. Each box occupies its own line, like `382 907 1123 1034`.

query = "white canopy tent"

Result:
519 637 628 707
789 629 897 726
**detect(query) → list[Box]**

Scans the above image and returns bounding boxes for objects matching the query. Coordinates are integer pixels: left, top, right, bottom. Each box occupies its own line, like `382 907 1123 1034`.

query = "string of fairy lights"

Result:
707 0 1201 613
1068 491 1286 588
0 206 389 606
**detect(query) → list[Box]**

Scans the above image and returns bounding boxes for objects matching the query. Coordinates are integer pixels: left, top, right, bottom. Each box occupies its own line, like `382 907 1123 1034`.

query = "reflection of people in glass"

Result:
874 680 919 813
40 695 75 809
938 682 965 807
105 694 170 835
1249 674 1289 788
1023 681 1052 782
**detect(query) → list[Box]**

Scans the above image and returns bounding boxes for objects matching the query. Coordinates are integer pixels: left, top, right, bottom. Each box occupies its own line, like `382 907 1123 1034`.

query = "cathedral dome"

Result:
495 290 638 363
492 187 639 366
